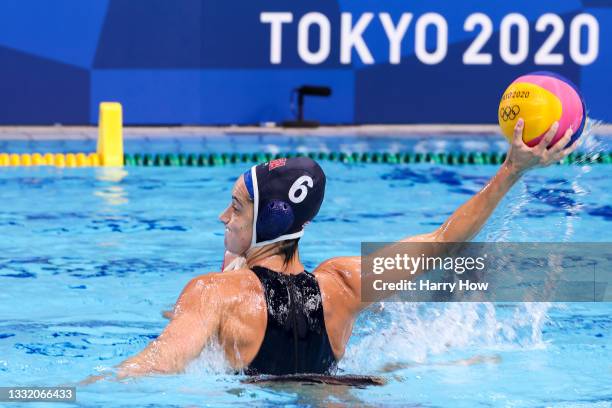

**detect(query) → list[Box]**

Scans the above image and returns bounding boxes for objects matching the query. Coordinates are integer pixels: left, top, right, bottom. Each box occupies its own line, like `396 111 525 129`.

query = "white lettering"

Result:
534 13 564 65
463 13 493 65
459 280 489 291
499 13 529 65
409 255 421 274
288 175 313 203
379 13 413 64
570 13 599 65
415 13 448 64
373 257 384 274
419 280 456 292
261 12 601 67
340 12 374 64
298 12 331 64
260 12 293 64
373 280 416 291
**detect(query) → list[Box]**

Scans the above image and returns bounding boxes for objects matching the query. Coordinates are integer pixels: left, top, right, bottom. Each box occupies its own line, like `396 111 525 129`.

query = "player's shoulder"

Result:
313 256 362 295
314 256 361 275
181 269 260 307
198 268 259 286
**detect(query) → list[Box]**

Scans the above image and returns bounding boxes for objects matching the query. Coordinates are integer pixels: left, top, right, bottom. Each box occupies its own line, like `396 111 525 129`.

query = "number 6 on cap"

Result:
289 176 314 203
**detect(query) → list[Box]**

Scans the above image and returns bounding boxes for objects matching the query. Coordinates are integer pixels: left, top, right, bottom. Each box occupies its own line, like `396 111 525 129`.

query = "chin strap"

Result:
222 256 248 272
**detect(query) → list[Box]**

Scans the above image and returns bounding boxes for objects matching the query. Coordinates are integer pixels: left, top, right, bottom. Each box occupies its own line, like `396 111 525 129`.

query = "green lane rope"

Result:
122 152 612 167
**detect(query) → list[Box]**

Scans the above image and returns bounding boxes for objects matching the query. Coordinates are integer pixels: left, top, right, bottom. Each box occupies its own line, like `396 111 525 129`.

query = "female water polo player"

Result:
88 119 579 380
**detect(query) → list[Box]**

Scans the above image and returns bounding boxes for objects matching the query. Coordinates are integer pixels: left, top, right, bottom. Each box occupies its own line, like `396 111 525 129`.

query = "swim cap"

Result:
242 157 326 247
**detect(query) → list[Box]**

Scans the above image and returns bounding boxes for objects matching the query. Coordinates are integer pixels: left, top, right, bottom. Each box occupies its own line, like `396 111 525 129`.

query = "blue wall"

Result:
0 0 609 125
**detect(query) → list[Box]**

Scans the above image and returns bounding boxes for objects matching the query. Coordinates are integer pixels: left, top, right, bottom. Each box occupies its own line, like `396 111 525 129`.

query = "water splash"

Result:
342 123 604 374
580 117 604 156
340 301 548 373
185 339 233 375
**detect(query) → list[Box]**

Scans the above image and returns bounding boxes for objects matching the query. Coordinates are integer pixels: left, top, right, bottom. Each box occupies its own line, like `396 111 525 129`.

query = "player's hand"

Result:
504 118 581 174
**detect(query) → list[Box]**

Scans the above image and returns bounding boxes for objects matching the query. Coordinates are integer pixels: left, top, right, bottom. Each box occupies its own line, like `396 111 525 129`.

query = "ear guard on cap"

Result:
257 199 295 242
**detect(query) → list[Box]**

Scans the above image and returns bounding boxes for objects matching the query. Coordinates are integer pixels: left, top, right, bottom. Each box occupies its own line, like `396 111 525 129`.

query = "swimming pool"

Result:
1 134 611 407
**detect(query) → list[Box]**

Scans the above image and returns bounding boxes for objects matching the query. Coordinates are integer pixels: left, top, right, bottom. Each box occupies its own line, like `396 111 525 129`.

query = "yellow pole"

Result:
97 102 124 167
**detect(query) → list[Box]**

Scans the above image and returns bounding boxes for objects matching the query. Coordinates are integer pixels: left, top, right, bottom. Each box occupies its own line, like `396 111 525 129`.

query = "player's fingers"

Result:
551 127 573 154
561 134 583 157
550 133 581 163
537 121 559 152
513 118 526 148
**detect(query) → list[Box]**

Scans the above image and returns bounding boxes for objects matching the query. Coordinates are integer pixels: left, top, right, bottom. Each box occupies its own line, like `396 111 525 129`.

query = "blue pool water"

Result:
0 135 611 407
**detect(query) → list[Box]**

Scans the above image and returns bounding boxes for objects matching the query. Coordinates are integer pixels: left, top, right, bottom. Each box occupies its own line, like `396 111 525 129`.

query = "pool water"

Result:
0 135 611 407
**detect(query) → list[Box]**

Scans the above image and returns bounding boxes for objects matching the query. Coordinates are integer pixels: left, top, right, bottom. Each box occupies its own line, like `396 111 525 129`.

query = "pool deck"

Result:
0 124 610 140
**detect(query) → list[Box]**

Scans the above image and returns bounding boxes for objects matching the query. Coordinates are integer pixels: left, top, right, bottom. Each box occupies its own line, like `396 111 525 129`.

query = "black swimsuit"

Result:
244 266 337 376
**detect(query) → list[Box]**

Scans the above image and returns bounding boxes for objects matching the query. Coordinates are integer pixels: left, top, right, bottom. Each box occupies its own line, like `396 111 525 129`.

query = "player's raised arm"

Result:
416 119 577 244
319 119 579 312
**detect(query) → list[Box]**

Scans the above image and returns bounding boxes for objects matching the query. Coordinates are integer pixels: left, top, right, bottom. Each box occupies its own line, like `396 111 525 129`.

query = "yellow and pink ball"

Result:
498 71 586 148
